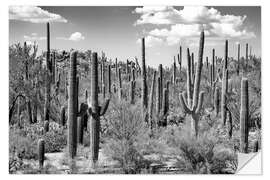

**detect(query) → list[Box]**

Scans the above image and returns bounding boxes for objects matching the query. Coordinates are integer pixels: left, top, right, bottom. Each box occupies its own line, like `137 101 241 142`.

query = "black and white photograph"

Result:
8 5 261 174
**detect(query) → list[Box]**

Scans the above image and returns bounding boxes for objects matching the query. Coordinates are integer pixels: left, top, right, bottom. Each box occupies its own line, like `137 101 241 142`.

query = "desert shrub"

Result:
9 122 66 160
103 100 150 173
175 123 237 174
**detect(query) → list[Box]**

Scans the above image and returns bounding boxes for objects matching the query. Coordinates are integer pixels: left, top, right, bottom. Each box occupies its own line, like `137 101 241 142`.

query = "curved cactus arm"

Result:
179 93 192 114
99 98 110 116
195 91 205 114
78 102 89 117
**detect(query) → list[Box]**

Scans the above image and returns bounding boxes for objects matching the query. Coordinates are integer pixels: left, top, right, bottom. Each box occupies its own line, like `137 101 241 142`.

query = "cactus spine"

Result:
179 31 205 137
68 51 78 158
240 78 249 153
38 139 45 169
89 52 110 165
141 38 148 109
221 40 228 125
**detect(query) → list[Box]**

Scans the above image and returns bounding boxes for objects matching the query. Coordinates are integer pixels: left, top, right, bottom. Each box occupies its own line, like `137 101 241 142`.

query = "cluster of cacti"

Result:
179 31 205 137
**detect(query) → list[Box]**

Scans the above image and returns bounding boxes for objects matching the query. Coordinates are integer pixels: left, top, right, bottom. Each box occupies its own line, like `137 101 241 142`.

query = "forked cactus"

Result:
240 78 249 153
89 52 110 166
179 31 205 137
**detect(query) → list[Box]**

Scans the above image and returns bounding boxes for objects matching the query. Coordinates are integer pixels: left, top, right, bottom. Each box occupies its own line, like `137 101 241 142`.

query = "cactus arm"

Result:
99 98 110 116
78 103 89 117
186 48 192 107
179 93 192 114
195 91 205 114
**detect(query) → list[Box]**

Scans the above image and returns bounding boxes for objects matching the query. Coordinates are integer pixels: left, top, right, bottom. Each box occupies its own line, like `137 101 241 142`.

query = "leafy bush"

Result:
103 100 150 173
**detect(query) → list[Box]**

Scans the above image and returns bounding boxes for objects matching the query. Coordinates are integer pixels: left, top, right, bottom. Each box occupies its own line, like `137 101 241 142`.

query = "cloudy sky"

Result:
9 6 261 68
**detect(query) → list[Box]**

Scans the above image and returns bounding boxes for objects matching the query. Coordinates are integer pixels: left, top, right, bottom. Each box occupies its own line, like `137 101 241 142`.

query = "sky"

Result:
9 6 261 68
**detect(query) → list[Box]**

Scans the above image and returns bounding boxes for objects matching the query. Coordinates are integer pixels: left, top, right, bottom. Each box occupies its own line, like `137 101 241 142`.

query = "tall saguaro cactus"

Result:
212 49 215 85
141 38 148 109
246 43 248 69
221 40 228 125
68 51 78 159
148 71 156 127
44 22 51 122
173 56 176 85
158 64 163 110
237 43 240 75
240 78 249 153
179 31 205 137
89 52 110 166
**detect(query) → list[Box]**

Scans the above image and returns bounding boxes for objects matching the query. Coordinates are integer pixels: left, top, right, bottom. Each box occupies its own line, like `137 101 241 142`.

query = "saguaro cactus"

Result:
161 88 169 127
148 71 156 127
141 38 148 109
246 43 248 68
212 49 215 85
44 22 51 122
108 64 111 94
68 51 78 159
118 68 122 99
214 86 220 117
38 139 45 169
178 45 182 73
89 52 110 166
179 31 205 137
77 116 84 144
237 43 240 75
158 64 163 110
44 120 49 132
156 77 161 114
221 40 228 125
60 106 66 126
240 78 249 153
173 56 176 85
130 80 135 104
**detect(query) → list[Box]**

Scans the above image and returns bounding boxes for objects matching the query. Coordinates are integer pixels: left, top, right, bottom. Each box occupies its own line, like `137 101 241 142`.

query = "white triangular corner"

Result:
236 151 262 174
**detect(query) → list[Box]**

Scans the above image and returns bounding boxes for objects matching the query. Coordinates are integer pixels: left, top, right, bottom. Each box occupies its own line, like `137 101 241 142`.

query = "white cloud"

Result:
57 32 85 41
9 6 67 23
23 33 46 41
136 36 164 47
134 6 256 46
